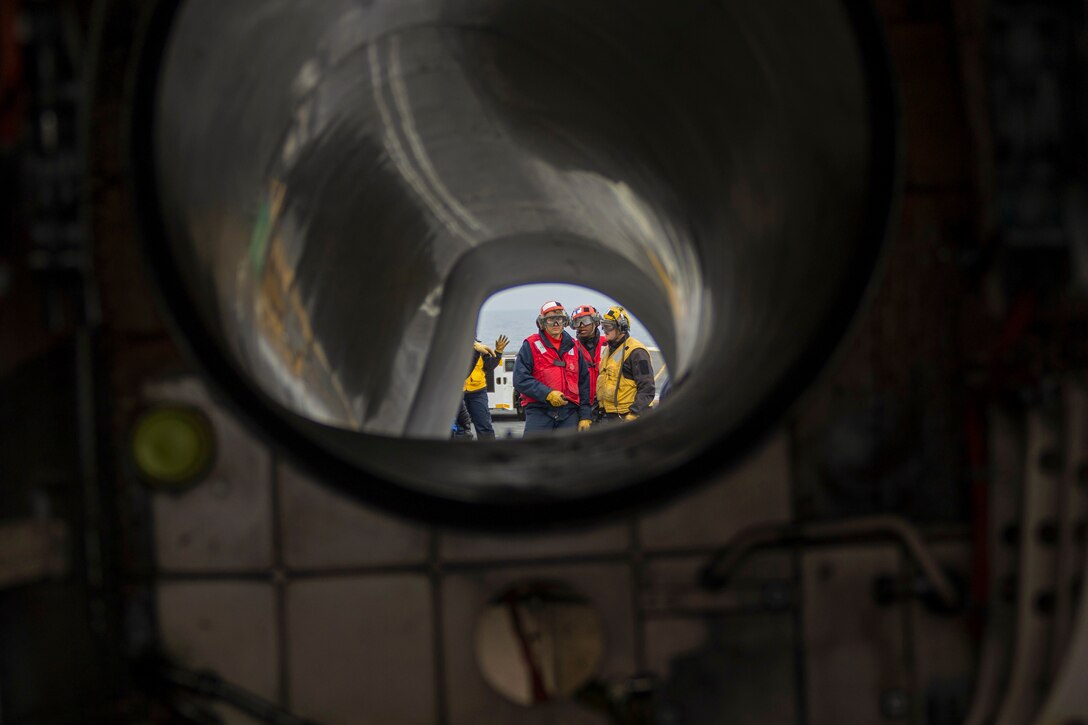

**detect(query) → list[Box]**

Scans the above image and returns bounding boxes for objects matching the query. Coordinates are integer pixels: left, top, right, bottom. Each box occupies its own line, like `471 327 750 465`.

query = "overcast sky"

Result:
480 283 622 314
478 283 657 346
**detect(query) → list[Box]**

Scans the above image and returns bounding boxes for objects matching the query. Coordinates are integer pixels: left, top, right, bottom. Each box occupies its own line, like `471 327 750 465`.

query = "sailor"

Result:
451 399 474 440
513 301 593 434
569 304 605 414
463 336 508 440
597 306 655 423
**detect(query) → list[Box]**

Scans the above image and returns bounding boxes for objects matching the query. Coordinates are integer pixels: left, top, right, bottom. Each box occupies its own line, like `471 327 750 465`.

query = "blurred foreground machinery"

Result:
3 0 1088 723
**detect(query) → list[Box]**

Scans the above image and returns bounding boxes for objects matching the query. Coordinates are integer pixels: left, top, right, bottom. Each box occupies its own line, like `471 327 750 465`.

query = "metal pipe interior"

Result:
151 0 888 497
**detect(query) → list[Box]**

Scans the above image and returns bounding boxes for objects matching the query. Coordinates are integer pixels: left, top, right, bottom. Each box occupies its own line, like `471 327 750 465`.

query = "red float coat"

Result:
575 335 606 405
518 333 581 406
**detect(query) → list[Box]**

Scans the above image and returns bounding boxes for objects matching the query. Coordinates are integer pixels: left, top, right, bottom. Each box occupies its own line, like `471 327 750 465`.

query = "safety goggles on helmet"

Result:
570 305 600 328
603 305 630 331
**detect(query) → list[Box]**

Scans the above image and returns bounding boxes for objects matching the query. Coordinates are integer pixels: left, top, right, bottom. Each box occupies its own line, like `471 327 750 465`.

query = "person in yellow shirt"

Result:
462 335 508 439
596 306 655 423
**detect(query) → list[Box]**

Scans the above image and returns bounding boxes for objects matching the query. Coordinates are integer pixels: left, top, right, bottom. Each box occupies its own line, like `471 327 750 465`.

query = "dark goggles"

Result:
541 315 568 327
571 316 598 328
601 321 619 331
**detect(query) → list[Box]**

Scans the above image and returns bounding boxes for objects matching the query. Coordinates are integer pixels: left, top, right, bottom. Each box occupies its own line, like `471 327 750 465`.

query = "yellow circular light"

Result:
131 406 215 488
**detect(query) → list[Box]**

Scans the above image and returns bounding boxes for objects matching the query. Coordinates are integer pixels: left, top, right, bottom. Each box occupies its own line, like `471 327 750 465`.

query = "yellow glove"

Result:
473 341 494 356
578 419 593 432
494 334 509 355
622 413 639 422
545 390 568 407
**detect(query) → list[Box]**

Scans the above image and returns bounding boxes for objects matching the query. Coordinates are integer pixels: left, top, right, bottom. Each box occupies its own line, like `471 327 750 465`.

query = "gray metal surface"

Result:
1038 386 1088 725
963 407 1022 725
995 409 1061 725
148 0 894 501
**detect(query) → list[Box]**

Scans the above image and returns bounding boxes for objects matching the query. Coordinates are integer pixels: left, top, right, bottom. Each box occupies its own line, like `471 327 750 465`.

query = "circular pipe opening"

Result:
130 0 899 526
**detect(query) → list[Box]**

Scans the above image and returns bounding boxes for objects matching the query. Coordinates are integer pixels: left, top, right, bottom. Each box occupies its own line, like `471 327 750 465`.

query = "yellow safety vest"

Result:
464 354 487 392
598 337 647 413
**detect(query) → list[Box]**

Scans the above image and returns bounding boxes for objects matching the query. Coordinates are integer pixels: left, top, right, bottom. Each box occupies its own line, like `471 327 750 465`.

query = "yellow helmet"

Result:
602 305 630 332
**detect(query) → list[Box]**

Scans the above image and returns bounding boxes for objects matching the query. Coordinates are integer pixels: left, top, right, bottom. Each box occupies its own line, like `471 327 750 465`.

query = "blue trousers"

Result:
463 389 495 439
523 405 579 435
450 400 473 438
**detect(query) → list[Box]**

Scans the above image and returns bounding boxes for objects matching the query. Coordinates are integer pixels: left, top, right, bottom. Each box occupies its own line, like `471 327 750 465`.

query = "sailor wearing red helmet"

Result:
569 304 606 415
512 300 593 434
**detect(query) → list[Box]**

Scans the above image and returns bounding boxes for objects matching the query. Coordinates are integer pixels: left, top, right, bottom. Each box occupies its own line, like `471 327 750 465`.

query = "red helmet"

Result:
536 300 569 329
538 300 564 317
570 305 601 328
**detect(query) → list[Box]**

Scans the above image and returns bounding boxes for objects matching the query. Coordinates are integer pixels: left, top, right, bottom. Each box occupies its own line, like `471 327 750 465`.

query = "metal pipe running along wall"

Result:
130 0 899 524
